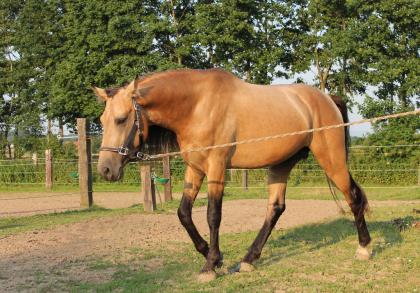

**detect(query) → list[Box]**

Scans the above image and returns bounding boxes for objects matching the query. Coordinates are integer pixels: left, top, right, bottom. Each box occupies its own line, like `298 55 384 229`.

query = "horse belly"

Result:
226 85 314 168
228 134 310 168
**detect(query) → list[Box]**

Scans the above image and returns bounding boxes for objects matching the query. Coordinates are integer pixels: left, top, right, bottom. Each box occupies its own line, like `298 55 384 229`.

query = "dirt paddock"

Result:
0 192 418 292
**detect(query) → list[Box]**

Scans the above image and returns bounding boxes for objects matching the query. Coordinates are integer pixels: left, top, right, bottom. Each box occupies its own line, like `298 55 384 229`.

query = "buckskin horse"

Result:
94 68 371 281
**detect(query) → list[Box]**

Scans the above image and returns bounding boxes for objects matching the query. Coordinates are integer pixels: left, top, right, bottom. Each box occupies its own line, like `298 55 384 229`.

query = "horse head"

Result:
93 80 150 181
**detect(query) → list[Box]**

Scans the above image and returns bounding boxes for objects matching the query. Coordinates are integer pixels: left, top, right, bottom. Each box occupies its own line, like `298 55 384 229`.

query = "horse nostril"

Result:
102 166 110 176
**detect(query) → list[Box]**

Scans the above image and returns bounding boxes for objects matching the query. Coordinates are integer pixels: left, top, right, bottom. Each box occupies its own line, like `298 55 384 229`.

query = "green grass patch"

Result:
64 204 419 292
0 205 135 238
224 185 420 201
1 181 417 201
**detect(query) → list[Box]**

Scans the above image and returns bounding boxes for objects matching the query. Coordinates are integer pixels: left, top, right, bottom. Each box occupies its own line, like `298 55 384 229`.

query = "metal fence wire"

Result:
0 149 418 189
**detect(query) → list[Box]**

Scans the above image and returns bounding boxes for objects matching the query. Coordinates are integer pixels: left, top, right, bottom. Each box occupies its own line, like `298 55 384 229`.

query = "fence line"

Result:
349 144 419 148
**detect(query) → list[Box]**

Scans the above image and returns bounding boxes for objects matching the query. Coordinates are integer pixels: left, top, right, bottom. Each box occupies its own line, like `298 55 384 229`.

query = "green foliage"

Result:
195 0 293 83
0 136 7 159
358 97 419 164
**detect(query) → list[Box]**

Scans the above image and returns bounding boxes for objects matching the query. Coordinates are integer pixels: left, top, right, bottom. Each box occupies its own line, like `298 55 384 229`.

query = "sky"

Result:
273 70 372 137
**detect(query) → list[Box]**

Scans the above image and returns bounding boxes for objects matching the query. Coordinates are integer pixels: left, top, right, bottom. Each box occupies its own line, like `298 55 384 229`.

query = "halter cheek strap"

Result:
99 98 150 160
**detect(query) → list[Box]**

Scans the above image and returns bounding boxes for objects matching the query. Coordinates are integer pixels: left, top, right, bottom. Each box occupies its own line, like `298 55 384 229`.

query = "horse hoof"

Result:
355 244 371 260
197 270 217 283
239 262 255 272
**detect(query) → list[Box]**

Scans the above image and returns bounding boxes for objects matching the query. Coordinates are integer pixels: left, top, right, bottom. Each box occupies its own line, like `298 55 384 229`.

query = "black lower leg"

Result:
355 216 371 247
243 203 285 264
177 195 209 257
350 176 371 247
201 196 223 272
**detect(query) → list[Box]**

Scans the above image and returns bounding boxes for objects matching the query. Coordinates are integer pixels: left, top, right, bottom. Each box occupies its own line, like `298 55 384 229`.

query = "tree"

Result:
290 0 366 102
357 0 419 149
195 0 293 84
12 0 65 135
50 0 166 129
357 0 419 109
155 0 207 68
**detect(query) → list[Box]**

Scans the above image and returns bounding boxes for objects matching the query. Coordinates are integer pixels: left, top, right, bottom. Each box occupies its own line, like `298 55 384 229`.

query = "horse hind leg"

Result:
310 142 372 259
349 175 372 260
239 152 303 272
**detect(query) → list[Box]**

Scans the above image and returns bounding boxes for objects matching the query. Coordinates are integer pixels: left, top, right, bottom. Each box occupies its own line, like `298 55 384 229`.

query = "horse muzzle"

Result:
97 161 123 182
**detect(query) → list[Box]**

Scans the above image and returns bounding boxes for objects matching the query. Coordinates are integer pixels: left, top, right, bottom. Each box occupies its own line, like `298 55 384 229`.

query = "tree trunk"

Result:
319 78 326 93
170 0 182 66
47 118 52 143
59 117 64 140
5 128 11 159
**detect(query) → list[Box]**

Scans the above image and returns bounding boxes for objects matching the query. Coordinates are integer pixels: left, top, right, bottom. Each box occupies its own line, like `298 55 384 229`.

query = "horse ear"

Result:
134 86 153 99
92 87 109 102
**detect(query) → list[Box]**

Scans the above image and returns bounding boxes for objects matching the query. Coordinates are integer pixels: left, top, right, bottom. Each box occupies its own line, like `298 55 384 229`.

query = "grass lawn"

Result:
224 185 420 201
1 182 419 200
61 205 419 292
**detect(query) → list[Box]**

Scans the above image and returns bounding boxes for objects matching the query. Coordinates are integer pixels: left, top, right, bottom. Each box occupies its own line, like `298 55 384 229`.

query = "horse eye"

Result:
115 117 127 125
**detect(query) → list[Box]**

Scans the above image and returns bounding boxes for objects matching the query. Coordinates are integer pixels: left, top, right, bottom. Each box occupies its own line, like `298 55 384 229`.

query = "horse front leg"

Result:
177 166 209 258
198 165 225 282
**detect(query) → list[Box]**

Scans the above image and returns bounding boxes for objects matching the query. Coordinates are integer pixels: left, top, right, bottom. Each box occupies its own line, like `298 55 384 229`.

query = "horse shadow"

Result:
0 223 23 236
0 223 23 229
253 215 417 267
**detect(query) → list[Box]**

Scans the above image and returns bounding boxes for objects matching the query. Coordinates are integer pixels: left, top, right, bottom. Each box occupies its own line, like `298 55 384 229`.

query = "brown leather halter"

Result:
99 99 150 160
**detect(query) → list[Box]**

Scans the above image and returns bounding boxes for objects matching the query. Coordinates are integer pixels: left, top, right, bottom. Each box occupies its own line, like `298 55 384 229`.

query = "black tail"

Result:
329 95 350 160
350 174 369 219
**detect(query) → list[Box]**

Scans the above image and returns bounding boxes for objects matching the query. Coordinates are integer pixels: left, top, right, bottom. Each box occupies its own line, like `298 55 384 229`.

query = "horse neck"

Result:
143 72 200 132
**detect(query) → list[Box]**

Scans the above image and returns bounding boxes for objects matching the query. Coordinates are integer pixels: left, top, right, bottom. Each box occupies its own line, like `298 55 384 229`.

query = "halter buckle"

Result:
118 146 129 156
136 152 151 160
133 102 141 111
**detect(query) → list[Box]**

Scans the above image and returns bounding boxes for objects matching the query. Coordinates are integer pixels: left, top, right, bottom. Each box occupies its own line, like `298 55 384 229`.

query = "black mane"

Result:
141 125 179 155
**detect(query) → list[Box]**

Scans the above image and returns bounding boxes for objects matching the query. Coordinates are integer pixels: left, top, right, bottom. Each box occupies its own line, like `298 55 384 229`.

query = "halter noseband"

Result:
99 98 150 160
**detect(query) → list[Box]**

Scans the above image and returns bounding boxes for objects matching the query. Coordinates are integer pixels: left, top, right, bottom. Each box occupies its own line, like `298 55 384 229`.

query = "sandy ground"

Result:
0 193 419 292
0 191 146 217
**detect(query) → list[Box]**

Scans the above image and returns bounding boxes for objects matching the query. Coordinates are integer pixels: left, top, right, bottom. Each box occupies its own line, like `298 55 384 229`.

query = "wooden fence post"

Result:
141 164 156 212
45 149 53 191
32 153 38 167
162 156 172 202
418 165 420 186
242 169 248 191
229 169 235 183
77 118 93 208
